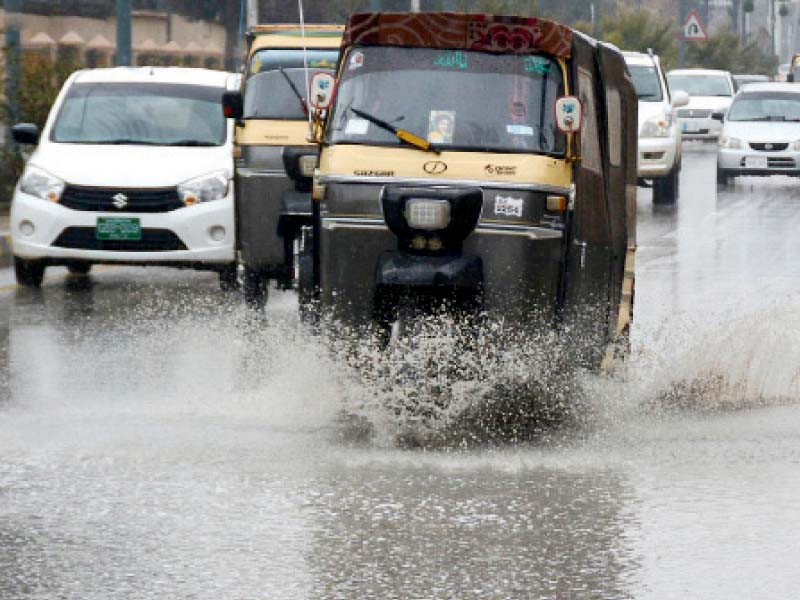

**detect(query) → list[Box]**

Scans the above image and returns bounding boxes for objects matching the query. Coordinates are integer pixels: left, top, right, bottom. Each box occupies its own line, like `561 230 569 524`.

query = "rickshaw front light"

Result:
312 179 326 201
405 199 451 230
298 155 318 178
546 195 568 212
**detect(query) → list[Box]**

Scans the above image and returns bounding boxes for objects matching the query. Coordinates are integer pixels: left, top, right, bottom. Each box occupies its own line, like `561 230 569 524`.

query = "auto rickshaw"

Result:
305 12 636 370
223 24 342 307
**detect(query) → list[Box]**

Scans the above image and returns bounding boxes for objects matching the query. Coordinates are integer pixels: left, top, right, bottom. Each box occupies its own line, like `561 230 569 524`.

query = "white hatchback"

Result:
10 67 239 288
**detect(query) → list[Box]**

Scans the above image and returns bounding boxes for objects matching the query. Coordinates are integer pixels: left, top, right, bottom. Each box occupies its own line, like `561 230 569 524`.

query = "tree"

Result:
685 30 777 75
589 8 678 68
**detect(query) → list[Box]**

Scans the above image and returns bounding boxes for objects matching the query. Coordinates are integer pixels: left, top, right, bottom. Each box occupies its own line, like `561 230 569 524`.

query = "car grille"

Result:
59 186 183 213
677 109 712 118
749 142 789 151
52 227 187 251
768 157 796 168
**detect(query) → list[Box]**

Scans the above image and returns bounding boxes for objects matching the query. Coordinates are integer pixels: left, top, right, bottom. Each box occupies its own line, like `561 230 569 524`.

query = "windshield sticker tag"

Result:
523 56 552 75
434 51 468 70
349 51 364 70
507 124 534 136
345 118 369 135
428 110 455 143
494 195 524 217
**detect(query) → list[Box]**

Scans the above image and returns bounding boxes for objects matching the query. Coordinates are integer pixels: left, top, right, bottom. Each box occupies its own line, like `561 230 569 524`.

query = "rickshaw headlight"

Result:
405 199 451 230
298 155 318 178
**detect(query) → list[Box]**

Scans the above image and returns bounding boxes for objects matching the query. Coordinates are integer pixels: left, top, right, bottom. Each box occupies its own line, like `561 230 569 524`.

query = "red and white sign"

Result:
683 10 708 42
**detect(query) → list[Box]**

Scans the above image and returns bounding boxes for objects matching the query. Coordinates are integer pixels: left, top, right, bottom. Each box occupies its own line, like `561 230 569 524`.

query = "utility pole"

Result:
116 0 132 66
370 0 382 10
591 0 597 32
410 0 421 11
5 0 22 129
678 0 687 67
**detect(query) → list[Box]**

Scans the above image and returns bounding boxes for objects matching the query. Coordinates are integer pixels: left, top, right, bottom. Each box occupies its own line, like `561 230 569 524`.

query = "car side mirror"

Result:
671 90 690 108
711 111 725 122
788 73 795 82
555 96 582 133
222 91 243 120
11 123 40 145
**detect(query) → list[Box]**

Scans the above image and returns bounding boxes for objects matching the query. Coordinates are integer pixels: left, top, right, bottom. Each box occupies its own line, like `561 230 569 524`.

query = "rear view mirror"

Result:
11 123 39 145
222 91 243 120
310 72 335 110
711 111 725 122
671 90 690 108
555 96 582 133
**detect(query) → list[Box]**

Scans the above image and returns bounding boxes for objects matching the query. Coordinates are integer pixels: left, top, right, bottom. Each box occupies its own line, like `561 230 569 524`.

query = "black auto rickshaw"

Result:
304 12 636 370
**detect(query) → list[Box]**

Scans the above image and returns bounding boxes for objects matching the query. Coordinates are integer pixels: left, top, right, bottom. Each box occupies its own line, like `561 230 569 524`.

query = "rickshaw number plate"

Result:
744 156 768 169
96 217 141 241
682 121 700 133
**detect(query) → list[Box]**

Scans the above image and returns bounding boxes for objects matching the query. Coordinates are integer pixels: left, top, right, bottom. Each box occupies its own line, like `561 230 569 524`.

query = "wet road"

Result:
2 145 800 599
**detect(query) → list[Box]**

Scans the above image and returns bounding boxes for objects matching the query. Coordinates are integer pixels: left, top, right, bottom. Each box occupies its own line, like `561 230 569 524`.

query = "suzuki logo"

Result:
765 143 773 150
112 193 128 209
423 160 448 175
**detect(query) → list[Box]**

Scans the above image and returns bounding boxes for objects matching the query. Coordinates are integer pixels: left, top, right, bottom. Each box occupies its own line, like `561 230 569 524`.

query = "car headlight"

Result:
640 114 672 138
793 140 800 151
178 171 230 206
719 136 742 149
19 165 65 202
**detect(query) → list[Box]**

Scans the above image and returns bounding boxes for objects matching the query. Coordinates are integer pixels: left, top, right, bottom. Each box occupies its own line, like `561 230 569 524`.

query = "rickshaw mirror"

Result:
310 72 336 110
555 96 582 134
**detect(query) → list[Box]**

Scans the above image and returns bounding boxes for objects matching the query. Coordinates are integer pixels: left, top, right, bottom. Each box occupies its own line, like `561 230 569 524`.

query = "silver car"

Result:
716 83 800 185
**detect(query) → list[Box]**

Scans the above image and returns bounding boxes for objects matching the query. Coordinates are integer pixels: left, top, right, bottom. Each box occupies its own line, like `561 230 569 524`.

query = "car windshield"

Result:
667 73 732 97
727 92 800 122
51 82 226 145
628 65 663 102
245 49 339 120
327 46 566 155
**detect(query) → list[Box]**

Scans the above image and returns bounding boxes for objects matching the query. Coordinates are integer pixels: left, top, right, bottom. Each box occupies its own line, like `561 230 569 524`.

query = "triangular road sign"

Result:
684 10 708 42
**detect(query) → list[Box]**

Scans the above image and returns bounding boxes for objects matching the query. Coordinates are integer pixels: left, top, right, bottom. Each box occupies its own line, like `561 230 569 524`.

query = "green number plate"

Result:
96 217 141 241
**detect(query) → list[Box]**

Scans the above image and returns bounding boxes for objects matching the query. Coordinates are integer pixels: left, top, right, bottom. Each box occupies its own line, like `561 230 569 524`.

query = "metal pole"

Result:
247 0 259 29
116 0 132 66
5 0 22 128
370 0 381 11
591 0 597 32
410 0 421 11
678 0 687 68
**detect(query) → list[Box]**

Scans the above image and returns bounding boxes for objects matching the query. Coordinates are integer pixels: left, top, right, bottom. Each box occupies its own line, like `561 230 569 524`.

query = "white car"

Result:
716 82 800 185
10 67 239 288
666 68 735 140
624 51 688 204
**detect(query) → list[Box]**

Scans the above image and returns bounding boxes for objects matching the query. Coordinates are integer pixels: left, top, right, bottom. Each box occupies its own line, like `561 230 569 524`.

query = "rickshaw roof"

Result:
342 12 572 59
249 24 343 53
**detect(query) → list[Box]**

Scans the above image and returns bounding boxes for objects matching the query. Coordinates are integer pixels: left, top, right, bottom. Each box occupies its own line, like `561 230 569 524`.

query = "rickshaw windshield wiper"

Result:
350 107 437 153
277 67 308 116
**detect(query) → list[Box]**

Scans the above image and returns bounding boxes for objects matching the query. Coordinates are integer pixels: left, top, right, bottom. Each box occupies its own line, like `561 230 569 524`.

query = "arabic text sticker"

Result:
507 124 534 136
349 51 365 70
523 56 552 75
434 51 468 70
428 110 455 144
345 118 369 135
494 195 524 217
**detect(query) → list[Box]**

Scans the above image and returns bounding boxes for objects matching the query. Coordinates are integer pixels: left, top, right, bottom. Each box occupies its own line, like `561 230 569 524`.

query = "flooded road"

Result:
2 146 800 599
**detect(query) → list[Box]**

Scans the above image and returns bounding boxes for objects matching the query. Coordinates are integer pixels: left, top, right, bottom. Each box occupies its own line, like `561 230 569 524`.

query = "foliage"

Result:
685 30 777 75
589 8 678 68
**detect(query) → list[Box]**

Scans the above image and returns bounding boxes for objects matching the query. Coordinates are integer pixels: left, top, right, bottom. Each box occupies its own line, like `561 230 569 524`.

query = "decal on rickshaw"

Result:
433 51 468 70
427 111 455 144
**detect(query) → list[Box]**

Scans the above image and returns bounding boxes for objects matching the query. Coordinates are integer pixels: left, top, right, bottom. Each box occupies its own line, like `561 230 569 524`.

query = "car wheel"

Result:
66 262 92 275
716 166 730 187
14 256 45 288
243 264 268 309
218 262 239 291
653 165 679 204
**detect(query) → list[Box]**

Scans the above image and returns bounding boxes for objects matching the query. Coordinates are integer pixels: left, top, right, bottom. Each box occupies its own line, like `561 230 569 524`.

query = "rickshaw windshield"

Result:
327 46 566 155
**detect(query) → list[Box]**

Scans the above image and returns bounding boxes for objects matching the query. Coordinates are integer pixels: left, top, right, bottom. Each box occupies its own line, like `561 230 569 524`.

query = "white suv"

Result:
10 67 239 288
624 52 688 204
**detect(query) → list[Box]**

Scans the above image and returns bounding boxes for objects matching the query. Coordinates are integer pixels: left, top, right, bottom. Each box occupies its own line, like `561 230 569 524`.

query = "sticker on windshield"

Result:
507 124 534 136
349 51 364 70
309 58 336 69
434 51 468 70
494 195 524 217
251 56 262 74
345 118 369 135
523 56 552 75
428 110 455 144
